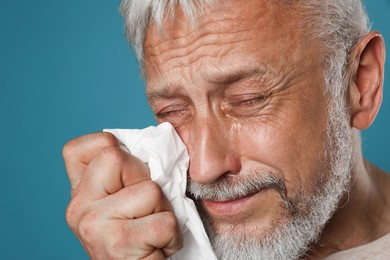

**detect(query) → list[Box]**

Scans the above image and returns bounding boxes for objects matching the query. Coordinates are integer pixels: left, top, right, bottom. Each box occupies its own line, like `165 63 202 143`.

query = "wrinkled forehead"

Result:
142 0 305 78
144 0 296 44
146 1 301 56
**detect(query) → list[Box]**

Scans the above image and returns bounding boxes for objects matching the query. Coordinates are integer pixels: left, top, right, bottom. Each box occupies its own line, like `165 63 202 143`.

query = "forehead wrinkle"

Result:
144 0 306 95
146 28 252 59
158 15 249 42
145 10 299 75
143 0 269 59
145 19 254 66
144 0 283 53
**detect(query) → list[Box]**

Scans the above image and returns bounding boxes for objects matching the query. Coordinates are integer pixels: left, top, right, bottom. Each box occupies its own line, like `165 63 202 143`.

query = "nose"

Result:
186 115 241 184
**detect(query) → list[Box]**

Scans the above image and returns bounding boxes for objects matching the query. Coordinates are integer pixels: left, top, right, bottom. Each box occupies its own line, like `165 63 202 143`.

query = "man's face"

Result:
144 0 350 257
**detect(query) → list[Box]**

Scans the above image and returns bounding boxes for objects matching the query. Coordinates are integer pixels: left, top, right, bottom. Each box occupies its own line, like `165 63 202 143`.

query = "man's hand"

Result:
63 132 183 259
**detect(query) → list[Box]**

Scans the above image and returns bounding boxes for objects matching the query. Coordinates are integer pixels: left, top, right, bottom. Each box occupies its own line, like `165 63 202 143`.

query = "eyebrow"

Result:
147 84 185 106
147 65 268 105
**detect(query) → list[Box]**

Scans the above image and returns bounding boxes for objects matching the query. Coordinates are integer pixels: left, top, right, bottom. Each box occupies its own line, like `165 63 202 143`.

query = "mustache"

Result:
186 170 288 202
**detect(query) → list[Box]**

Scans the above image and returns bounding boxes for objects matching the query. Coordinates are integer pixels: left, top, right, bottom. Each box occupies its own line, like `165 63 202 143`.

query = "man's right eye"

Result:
155 104 191 125
156 109 184 119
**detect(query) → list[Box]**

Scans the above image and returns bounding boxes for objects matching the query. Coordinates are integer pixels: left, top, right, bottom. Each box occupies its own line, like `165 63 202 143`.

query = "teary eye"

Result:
222 92 270 118
156 109 184 119
227 93 268 107
154 102 191 125
234 96 267 106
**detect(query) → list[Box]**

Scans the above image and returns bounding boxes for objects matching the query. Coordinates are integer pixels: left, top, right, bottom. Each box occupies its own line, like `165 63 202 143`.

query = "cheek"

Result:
173 123 192 148
236 103 329 195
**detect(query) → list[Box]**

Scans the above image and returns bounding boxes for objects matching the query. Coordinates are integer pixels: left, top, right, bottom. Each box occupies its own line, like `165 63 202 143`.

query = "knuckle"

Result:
62 132 119 160
77 210 100 241
161 211 179 232
101 146 126 165
65 197 82 230
149 211 182 251
96 132 119 147
149 211 179 238
62 139 77 159
144 181 164 202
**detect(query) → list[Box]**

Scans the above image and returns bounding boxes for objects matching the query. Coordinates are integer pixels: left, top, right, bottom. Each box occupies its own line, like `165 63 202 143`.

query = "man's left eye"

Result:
228 93 268 107
235 96 266 106
222 93 269 117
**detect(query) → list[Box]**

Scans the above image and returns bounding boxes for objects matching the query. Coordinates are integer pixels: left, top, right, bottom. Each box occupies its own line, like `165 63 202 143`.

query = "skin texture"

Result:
63 0 390 259
144 0 330 238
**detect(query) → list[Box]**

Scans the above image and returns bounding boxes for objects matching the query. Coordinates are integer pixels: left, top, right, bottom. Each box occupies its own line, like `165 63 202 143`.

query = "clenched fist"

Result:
63 132 183 259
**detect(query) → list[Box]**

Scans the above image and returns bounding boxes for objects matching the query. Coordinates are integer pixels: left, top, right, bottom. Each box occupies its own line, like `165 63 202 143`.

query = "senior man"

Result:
63 0 390 259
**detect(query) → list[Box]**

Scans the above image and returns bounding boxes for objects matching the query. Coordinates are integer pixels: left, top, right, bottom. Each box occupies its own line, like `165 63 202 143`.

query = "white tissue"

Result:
104 123 217 260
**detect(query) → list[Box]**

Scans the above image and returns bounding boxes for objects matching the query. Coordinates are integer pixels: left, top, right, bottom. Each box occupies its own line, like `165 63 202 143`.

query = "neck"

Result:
307 133 390 259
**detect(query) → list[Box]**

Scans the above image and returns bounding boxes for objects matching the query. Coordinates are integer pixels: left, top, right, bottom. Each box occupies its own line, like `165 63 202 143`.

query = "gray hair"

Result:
120 0 370 97
120 0 217 62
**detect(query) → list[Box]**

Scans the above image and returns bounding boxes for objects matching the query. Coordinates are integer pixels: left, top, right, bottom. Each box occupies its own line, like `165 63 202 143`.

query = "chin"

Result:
196 171 350 260
200 208 315 260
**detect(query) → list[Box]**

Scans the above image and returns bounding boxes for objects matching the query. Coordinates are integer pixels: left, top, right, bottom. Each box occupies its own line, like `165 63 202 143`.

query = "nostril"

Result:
226 153 242 174
187 152 241 184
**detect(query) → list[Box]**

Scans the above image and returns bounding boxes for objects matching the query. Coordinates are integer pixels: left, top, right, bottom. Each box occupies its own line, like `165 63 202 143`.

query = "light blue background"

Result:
0 1 389 259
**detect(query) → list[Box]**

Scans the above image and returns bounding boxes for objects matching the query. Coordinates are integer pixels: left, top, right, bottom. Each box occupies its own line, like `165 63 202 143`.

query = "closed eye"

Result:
154 102 191 125
222 92 270 118
227 93 268 107
156 109 185 119
233 96 267 106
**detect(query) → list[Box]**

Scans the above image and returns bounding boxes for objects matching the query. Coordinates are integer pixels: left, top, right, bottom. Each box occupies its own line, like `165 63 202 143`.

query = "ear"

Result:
348 31 386 130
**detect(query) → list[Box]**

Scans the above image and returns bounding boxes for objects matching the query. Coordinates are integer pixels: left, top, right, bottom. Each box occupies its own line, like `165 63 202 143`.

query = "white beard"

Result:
187 96 353 260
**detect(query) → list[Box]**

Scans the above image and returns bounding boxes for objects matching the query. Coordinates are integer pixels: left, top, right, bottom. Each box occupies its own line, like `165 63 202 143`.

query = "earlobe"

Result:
349 31 386 130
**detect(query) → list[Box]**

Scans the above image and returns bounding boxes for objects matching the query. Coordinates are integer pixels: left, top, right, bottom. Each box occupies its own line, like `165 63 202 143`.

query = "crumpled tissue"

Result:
104 122 217 260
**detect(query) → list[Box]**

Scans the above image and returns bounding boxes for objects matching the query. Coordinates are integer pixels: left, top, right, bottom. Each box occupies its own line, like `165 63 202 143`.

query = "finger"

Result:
63 132 119 191
78 146 151 200
127 211 183 257
100 180 172 219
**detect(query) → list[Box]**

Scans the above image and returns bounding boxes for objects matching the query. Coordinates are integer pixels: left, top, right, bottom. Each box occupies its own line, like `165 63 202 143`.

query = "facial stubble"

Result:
186 96 353 259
